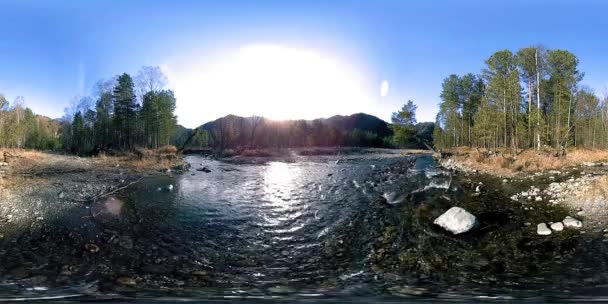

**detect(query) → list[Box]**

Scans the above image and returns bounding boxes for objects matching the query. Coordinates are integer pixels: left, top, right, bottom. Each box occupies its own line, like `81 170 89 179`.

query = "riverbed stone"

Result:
563 216 583 228
116 276 136 286
550 222 564 232
537 223 552 235
433 207 478 235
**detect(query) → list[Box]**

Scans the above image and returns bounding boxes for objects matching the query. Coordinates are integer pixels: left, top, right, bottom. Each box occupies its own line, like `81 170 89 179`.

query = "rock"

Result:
583 162 598 167
535 196 542 202
58 191 66 199
563 216 583 228
475 185 481 193
197 167 211 173
84 243 100 253
116 276 136 286
502 179 508 183
577 210 585 216
157 184 174 192
537 223 552 235
433 207 478 235
550 222 564 232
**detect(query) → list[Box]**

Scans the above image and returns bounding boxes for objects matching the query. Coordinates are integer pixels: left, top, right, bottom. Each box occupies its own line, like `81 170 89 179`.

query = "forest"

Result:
433 46 607 155
0 66 177 155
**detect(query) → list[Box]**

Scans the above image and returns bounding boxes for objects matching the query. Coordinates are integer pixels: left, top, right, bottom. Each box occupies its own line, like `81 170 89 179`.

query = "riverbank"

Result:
439 147 608 176
438 147 608 227
0 149 188 196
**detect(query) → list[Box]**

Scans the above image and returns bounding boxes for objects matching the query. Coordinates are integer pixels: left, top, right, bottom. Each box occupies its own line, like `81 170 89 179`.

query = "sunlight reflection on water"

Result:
261 162 305 226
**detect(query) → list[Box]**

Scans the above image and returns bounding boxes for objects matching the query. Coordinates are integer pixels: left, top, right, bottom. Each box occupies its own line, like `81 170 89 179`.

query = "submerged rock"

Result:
563 216 583 228
537 223 552 235
157 184 174 192
433 207 478 235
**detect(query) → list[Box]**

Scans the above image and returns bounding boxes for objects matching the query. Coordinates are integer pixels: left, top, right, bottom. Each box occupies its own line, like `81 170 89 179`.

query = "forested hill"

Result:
173 113 430 150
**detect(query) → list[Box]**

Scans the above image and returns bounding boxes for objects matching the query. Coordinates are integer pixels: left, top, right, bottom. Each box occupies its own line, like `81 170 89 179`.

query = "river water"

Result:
3 152 608 301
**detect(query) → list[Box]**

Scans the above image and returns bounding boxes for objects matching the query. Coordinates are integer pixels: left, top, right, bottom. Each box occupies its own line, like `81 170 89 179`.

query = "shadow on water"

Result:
2 153 608 301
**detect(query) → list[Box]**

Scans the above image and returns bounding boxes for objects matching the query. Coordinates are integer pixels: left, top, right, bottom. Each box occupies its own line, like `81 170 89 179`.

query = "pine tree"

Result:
113 73 137 150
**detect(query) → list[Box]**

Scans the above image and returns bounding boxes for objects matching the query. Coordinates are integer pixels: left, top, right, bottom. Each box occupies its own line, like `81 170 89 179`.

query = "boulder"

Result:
537 223 552 235
563 216 583 228
434 207 478 235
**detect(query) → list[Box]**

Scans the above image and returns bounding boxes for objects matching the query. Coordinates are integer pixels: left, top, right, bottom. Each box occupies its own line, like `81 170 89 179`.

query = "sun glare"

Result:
171 44 375 127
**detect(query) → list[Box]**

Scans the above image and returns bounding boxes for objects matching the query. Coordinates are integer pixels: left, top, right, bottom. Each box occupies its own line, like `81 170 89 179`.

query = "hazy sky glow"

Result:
1 0 608 127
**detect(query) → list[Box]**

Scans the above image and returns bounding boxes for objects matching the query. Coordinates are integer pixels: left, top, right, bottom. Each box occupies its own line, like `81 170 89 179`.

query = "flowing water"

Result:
3 152 608 302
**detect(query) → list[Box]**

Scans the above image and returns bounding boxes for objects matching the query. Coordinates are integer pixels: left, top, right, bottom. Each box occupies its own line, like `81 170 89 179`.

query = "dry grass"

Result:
92 150 181 173
447 147 608 175
1 148 183 178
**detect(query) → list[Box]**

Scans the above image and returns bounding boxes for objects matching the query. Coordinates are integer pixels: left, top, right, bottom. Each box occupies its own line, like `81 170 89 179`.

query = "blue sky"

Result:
1 0 607 127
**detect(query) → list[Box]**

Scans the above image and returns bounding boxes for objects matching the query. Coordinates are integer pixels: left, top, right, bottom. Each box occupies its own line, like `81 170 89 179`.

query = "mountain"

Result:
324 113 393 138
175 113 394 149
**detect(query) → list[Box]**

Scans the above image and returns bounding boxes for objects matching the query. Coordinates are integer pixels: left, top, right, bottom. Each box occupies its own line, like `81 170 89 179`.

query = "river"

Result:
2 151 608 302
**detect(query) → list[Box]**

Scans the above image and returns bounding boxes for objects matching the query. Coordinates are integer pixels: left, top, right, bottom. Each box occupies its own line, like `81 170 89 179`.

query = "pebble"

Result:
84 243 100 253
537 223 552 235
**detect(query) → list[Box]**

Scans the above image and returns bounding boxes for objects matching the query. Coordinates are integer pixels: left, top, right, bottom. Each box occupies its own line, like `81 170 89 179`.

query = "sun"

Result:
170 44 375 127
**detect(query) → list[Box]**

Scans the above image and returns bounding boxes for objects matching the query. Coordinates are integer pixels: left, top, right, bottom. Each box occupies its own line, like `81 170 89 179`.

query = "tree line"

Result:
62 66 177 154
0 95 62 150
433 46 606 154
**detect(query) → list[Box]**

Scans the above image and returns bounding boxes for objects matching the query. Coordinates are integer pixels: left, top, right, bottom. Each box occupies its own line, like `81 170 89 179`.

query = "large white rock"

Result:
563 216 583 228
434 207 478 235
550 222 564 232
537 223 552 235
